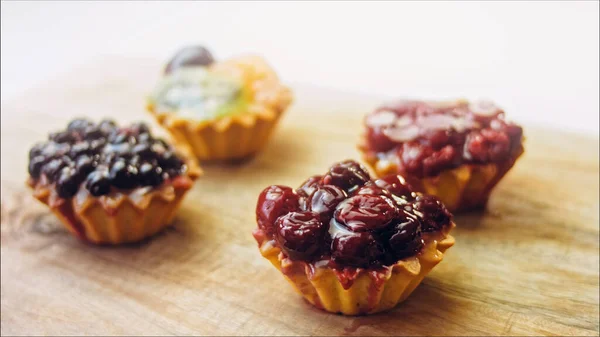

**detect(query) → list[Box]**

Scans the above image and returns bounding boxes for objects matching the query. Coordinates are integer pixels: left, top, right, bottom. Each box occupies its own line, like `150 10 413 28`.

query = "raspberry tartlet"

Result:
359 100 524 212
27 119 201 244
147 45 293 162
253 160 455 315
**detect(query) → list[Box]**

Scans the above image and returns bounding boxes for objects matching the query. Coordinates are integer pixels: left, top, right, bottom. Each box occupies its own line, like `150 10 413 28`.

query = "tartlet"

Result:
253 160 455 315
147 46 293 162
359 100 524 212
27 119 201 245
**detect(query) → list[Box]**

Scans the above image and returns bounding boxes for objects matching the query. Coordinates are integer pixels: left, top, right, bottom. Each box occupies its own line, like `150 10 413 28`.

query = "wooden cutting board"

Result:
1 57 599 336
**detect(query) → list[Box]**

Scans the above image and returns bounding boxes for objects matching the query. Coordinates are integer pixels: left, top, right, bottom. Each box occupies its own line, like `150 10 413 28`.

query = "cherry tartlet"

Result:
253 160 455 315
27 119 201 244
359 100 524 212
147 45 292 162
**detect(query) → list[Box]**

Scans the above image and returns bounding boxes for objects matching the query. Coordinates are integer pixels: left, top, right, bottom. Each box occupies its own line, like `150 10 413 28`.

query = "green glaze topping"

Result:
151 67 247 121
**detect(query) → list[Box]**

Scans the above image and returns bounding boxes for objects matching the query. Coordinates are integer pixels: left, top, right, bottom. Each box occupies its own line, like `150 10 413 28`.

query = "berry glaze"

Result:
253 160 453 291
362 100 524 178
27 119 195 240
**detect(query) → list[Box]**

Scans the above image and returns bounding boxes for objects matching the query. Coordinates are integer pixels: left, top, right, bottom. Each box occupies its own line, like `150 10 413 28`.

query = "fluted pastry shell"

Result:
148 55 293 161
362 146 524 212
255 223 455 316
27 163 201 245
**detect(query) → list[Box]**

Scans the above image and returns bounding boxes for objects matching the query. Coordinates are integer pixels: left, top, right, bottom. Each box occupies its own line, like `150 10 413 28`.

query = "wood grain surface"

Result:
1 57 599 336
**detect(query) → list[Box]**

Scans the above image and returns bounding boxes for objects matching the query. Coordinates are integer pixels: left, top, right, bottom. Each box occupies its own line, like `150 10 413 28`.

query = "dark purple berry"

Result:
70 141 91 157
56 167 81 198
132 143 153 158
139 163 164 186
42 158 67 180
83 126 104 140
159 151 183 168
67 119 93 131
75 155 95 177
98 119 116 132
49 131 77 144
109 159 139 189
85 170 111 196
28 156 45 179
29 143 45 159
165 46 214 74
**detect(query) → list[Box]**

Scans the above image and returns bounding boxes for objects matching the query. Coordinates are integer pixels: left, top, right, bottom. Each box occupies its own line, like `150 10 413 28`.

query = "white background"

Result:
2 1 599 135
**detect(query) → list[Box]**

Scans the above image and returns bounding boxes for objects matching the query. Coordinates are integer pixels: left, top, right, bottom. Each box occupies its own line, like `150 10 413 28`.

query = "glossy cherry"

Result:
256 185 300 236
411 194 451 232
331 232 384 268
323 160 370 192
334 195 397 232
275 211 326 261
309 185 346 218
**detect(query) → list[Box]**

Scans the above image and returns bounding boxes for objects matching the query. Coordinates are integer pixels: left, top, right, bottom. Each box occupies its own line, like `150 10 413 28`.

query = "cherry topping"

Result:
164 45 215 74
254 160 453 269
256 186 300 236
373 175 414 199
334 195 397 232
382 210 424 261
355 182 390 197
465 129 510 163
309 185 346 219
331 232 384 268
275 211 326 261
323 160 370 192
411 195 452 232
296 175 323 197
363 100 524 178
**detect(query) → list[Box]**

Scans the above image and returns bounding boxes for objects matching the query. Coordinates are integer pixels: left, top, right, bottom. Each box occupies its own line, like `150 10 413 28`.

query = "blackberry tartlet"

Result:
253 160 455 315
147 46 292 162
27 119 201 244
359 100 524 212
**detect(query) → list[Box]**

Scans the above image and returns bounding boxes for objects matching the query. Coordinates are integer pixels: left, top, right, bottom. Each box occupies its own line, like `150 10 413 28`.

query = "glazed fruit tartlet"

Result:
147 45 293 162
27 119 201 244
359 100 524 212
253 160 455 315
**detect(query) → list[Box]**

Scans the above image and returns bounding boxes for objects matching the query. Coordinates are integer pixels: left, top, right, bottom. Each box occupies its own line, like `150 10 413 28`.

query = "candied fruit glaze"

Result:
361 100 524 178
254 160 454 288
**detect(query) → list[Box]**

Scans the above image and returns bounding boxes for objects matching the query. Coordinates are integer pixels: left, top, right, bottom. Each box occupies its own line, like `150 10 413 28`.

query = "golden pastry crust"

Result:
255 223 455 316
147 55 293 161
27 157 201 245
361 145 524 212
358 98 525 212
